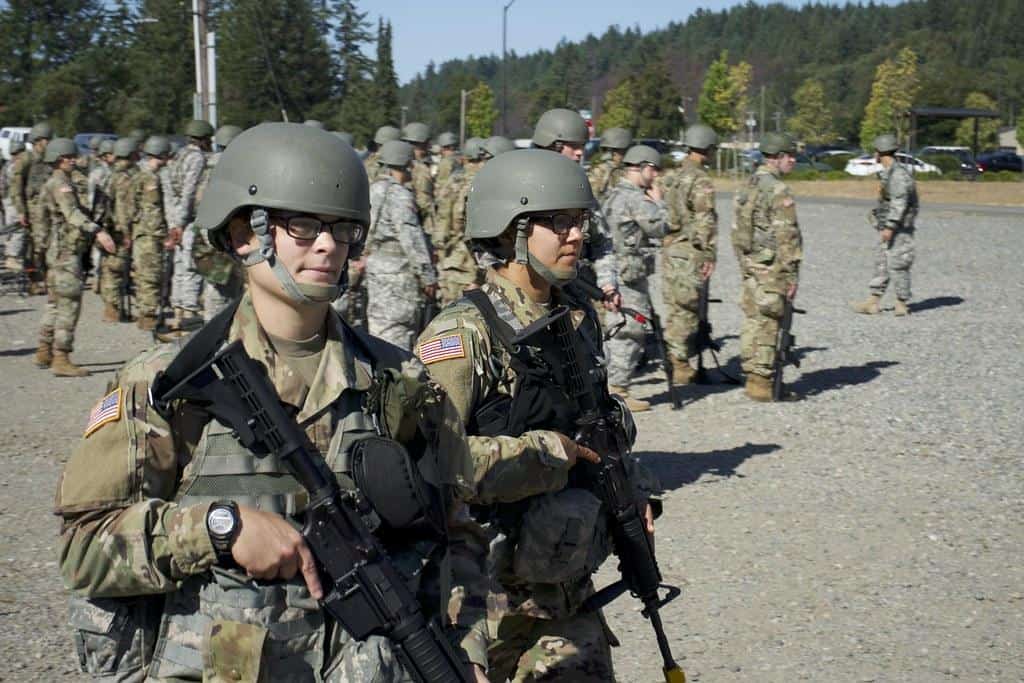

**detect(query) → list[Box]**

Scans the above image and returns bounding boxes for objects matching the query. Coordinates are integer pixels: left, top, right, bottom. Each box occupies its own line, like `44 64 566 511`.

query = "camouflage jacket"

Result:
55 293 489 672
601 178 669 284
107 161 138 241
409 158 435 221
435 154 460 188
732 165 803 286
43 168 100 258
26 147 52 206
587 156 624 201
662 158 718 265
129 166 168 239
877 162 918 231
8 149 33 216
366 176 437 285
87 161 112 214
168 143 206 227
434 162 480 256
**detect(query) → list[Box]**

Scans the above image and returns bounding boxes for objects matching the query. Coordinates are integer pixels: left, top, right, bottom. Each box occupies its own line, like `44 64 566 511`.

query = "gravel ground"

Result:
1 196 1021 682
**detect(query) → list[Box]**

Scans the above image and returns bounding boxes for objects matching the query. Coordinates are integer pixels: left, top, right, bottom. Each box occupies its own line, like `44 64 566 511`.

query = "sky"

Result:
366 0 907 84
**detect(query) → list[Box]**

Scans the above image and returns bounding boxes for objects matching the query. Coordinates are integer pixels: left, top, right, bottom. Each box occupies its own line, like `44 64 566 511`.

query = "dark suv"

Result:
976 151 1022 173
917 146 981 179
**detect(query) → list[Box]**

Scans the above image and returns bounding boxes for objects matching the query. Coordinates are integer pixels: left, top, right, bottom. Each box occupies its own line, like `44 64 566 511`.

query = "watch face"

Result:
208 507 236 536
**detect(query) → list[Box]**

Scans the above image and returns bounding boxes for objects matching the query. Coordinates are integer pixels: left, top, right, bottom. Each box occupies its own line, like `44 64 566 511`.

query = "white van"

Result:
1 127 32 161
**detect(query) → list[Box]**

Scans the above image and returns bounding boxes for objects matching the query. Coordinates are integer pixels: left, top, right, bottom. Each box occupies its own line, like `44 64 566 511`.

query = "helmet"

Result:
129 128 147 140
195 123 369 305
89 135 103 151
601 127 632 150
43 138 77 163
303 119 326 130
461 137 486 161
332 131 355 147
374 125 401 145
683 124 718 150
482 136 515 158
622 144 662 168
215 125 244 149
8 140 25 155
760 132 796 156
379 140 414 168
98 139 115 155
142 135 171 157
169 141 181 155
401 122 431 144
437 131 458 147
113 137 137 159
532 108 588 147
30 122 54 141
873 133 899 154
184 119 214 138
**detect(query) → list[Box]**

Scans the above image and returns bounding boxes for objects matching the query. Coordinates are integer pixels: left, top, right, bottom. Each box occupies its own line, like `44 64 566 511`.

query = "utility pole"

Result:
192 0 209 121
207 31 217 128
773 110 783 132
501 0 516 136
460 90 468 148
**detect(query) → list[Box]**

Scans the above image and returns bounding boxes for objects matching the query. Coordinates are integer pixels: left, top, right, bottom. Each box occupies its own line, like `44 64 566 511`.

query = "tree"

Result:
331 0 373 102
633 60 684 139
597 77 637 132
788 78 837 144
368 19 400 135
954 92 999 149
1018 115 1024 153
697 51 752 137
466 81 498 138
860 47 920 149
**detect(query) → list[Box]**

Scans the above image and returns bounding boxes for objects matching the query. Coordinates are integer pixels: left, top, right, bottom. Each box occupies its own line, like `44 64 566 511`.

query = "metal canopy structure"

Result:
907 107 1001 154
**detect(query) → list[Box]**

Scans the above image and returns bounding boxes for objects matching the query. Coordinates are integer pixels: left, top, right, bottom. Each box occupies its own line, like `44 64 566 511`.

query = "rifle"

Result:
120 247 133 321
693 279 740 385
152 247 174 341
771 298 806 401
150 340 473 683
514 305 685 683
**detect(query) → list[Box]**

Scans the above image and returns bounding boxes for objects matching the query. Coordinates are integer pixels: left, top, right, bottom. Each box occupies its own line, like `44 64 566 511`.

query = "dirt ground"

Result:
713 177 1024 207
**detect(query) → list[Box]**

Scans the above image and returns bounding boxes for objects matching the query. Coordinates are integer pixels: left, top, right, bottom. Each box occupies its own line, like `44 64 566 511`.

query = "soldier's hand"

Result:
95 230 116 254
19 215 28 228
123 237 132 250
880 227 894 244
423 283 438 300
601 285 622 312
787 283 798 301
646 185 663 202
471 664 490 682
554 432 601 467
165 226 183 249
700 261 715 280
232 505 323 600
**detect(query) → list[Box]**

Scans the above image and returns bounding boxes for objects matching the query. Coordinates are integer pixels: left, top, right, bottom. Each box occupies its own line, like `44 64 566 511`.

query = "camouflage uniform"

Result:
870 161 918 302
99 159 136 314
190 150 244 321
55 293 489 681
601 178 669 388
37 168 101 352
364 175 437 351
26 148 54 280
3 152 27 264
731 165 803 379
435 154 459 189
409 158 436 245
661 158 718 362
433 161 482 305
362 151 382 180
586 156 625 202
129 166 170 317
168 143 207 316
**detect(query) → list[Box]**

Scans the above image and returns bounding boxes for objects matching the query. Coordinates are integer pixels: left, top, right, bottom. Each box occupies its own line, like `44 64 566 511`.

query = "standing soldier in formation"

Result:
364 140 438 351
167 119 213 329
364 124 400 179
661 124 720 385
731 132 803 401
33 138 116 376
87 140 115 295
400 121 436 239
602 145 670 411
3 139 27 272
851 133 918 317
19 122 55 292
434 131 461 188
587 127 632 200
129 136 173 331
434 136 485 304
98 137 139 323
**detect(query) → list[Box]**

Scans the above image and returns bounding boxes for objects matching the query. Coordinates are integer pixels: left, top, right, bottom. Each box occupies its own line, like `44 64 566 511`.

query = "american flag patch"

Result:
418 334 465 365
84 388 122 437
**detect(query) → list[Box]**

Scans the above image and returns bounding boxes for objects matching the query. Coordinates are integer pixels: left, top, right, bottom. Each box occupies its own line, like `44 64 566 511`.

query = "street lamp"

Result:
501 0 516 136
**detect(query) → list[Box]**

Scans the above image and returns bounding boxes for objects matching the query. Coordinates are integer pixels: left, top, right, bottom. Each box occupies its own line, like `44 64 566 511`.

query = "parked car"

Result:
1 126 31 161
73 132 118 156
794 152 831 172
976 151 1023 173
917 146 980 178
844 153 941 176
739 149 763 173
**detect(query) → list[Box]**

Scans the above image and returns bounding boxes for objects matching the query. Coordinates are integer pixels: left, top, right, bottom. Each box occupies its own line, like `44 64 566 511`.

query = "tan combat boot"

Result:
34 342 53 368
51 351 90 377
671 358 697 385
744 374 773 402
851 294 881 315
103 303 120 322
608 384 651 412
893 299 910 317
137 315 157 331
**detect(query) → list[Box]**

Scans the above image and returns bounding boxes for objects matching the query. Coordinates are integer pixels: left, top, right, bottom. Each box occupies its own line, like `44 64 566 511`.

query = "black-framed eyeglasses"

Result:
530 210 592 235
271 212 366 244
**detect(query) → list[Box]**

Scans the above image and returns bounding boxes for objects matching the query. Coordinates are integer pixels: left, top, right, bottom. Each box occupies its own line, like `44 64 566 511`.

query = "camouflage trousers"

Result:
869 230 914 301
661 243 703 361
29 201 49 280
38 254 83 351
170 225 203 313
3 199 26 262
605 278 653 388
202 275 244 322
438 243 480 305
99 246 130 310
132 234 167 316
488 611 616 682
739 270 788 379
366 264 423 352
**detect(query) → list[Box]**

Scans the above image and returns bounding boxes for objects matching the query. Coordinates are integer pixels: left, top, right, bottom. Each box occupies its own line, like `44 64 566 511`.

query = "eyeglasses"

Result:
530 210 592 235
272 212 366 244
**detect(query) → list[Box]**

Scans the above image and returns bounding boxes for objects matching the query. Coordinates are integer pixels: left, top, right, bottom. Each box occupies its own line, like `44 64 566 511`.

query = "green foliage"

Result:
786 169 850 181
633 61 685 139
697 52 752 137
918 153 961 174
820 154 854 171
1018 115 1024 151
597 77 637 132
466 82 498 138
860 47 920 149
978 170 1022 182
954 92 1000 148
367 20 400 139
788 79 836 144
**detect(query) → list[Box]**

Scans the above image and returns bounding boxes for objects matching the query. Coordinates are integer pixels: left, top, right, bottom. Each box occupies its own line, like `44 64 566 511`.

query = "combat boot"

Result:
51 351 90 377
608 384 651 413
851 294 881 315
671 358 697 385
137 315 157 331
893 299 910 317
34 342 53 368
103 303 120 322
744 374 773 402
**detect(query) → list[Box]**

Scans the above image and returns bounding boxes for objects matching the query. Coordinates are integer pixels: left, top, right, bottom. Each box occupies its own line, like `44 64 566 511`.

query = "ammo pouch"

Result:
513 488 610 585
68 594 162 680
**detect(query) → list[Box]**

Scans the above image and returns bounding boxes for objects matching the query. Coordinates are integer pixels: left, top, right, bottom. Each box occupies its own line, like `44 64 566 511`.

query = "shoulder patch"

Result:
418 333 466 365
59 185 73 193
84 388 122 437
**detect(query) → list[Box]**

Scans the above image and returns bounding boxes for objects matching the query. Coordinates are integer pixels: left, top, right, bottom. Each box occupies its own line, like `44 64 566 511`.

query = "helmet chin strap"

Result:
245 208 342 304
514 216 578 288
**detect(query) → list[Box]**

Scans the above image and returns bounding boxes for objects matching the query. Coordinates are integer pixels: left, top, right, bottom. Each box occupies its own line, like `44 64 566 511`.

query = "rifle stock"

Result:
771 299 806 401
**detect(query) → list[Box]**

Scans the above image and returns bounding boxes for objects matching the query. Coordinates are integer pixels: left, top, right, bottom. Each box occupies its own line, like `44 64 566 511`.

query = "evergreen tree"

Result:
788 78 836 144
332 0 373 101
860 47 920 149
597 77 637 132
369 20 400 135
633 60 684 139
466 81 498 138
954 92 1000 148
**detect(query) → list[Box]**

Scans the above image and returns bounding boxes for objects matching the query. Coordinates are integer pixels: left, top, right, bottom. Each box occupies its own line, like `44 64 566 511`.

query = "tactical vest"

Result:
26 153 50 202
879 164 919 230
732 171 778 261
604 184 656 284
364 179 407 260
45 171 89 258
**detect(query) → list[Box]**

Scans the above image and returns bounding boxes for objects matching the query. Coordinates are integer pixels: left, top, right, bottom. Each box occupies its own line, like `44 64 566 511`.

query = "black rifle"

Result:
153 247 174 341
120 248 133 321
151 340 473 683
515 306 685 683
694 279 740 385
771 298 806 401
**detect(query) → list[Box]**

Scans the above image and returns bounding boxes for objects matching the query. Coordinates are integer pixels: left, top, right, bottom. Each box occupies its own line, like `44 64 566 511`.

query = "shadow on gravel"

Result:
0 307 32 316
638 443 781 491
790 360 898 397
909 296 964 313
0 347 36 357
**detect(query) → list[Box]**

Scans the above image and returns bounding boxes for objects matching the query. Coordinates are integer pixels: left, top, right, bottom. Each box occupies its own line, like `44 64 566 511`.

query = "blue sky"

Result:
366 0 906 84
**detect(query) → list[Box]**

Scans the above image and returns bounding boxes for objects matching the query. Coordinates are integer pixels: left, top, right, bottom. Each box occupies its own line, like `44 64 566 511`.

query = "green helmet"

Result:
9 140 25 155
142 135 171 157
436 131 458 148
30 122 54 142
379 140 414 168
332 131 355 147
374 125 401 145
43 138 77 163
684 124 718 150
303 119 326 130
401 122 431 144
482 136 515 158
129 128 147 141
113 137 137 159
184 119 214 138
215 125 244 149
532 108 588 147
601 127 632 150
89 135 103 151
873 133 899 154
760 132 796 156
98 139 115 155
461 137 486 161
623 144 661 168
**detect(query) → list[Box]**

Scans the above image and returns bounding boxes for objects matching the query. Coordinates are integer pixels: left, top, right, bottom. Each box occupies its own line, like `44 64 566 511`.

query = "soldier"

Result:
434 131 461 187
433 137 486 305
661 124 719 385
129 136 173 331
731 132 803 401
418 149 658 682
851 133 918 317
400 122 436 229
167 119 214 329
54 122 489 682
364 124 400 179
363 140 438 351
33 138 116 376
19 122 56 292
588 126 632 201
3 140 28 272
600 144 669 411
98 138 139 322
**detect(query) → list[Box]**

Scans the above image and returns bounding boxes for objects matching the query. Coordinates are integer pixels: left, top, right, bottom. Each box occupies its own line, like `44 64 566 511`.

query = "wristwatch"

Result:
206 500 241 565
